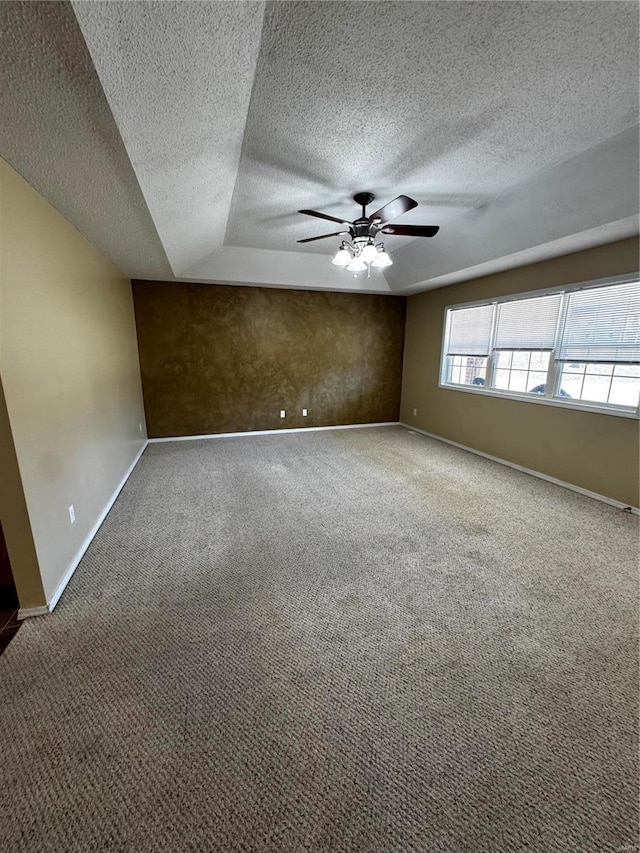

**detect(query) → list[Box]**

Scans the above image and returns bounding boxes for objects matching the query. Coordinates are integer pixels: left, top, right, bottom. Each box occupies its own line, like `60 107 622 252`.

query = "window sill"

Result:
438 382 640 420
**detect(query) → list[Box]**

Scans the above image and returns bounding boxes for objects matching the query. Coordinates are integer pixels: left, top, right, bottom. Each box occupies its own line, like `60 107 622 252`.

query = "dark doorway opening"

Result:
0 523 21 654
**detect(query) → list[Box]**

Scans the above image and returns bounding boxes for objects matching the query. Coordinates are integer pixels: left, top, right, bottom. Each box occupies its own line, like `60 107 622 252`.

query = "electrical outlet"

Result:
413 408 418 417
302 408 308 417
139 422 143 433
68 505 75 525
280 410 286 418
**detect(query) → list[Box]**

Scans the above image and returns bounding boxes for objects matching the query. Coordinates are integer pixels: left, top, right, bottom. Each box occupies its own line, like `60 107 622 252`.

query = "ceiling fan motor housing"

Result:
352 219 375 240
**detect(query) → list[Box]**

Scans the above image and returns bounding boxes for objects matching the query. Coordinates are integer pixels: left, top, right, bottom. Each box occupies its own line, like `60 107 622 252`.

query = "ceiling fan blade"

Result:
299 209 352 226
369 195 418 225
297 231 348 243
381 224 440 237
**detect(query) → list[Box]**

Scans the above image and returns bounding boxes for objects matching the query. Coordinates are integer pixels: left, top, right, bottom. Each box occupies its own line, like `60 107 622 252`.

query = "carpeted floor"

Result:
1 426 638 852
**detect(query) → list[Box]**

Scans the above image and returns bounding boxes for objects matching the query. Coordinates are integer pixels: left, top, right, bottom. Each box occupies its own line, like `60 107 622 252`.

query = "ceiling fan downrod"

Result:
353 191 376 220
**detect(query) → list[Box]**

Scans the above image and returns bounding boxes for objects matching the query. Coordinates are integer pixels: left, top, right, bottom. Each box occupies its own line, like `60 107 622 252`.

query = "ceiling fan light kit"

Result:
331 244 352 267
346 256 367 273
298 192 440 276
371 244 393 268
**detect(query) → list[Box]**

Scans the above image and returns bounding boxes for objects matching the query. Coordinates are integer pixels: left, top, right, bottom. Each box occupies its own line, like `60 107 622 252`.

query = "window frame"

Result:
439 273 640 420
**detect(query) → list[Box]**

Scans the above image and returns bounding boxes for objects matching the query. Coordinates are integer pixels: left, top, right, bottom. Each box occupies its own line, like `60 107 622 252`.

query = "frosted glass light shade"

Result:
332 247 352 266
360 242 378 263
346 257 367 272
371 247 392 268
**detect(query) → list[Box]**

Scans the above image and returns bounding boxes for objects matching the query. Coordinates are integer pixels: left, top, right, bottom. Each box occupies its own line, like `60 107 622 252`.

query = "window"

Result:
443 303 492 388
557 362 640 406
493 350 551 395
441 276 640 417
446 355 488 387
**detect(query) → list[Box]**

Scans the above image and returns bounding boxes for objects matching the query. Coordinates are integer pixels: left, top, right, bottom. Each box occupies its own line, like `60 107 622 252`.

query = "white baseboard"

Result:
400 423 640 515
17 440 148 620
16 605 49 620
148 422 399 443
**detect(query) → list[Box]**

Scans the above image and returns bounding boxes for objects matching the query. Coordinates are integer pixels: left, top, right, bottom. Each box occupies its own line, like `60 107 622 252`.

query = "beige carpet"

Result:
1 426 638 852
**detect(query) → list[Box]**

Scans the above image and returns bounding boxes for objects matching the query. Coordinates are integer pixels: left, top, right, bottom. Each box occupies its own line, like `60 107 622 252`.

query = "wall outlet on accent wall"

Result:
413 408 418 417
280 410 286 418
139 422 143 433
68 505 75 524
302 408 308 417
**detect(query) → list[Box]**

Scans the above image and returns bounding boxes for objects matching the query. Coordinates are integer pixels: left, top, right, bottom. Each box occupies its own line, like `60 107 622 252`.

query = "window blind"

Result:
557 281 640 363
446 304 493 356
494 294 561 350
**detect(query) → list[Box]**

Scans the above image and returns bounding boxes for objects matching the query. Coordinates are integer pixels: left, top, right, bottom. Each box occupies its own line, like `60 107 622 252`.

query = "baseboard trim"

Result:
400 423 640 515
16 605 49 620
148 422 399 443
17 440 148 620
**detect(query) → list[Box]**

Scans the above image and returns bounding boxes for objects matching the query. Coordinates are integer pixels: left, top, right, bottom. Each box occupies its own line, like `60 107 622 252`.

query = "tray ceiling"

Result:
0 1 637 294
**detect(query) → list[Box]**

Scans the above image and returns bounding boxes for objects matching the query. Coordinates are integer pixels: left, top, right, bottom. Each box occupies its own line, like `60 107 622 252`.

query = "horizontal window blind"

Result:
557 281 640 363
446 304 493 356
494 294 561 350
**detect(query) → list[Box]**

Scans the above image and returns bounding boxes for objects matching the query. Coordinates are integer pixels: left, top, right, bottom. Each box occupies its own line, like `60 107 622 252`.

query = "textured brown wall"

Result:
133 282 406 438
401 237 640 507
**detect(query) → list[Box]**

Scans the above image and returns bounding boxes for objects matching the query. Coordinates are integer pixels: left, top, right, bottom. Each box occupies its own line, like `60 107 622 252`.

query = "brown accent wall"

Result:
133 281 406 438
401 237 640 508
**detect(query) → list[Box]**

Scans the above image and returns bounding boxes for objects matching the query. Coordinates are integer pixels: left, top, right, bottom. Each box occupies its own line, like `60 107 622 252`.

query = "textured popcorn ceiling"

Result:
226 0 638 254
0 1 171 281
73 0 265 276
0 1 638 293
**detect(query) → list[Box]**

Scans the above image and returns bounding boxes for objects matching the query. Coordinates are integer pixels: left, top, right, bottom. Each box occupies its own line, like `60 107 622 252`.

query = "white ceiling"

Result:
0 1 638 294
0 1 171 281
72 0 265 275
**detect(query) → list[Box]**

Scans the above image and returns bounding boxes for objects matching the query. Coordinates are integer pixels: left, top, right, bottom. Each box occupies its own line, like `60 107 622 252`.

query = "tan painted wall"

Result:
0 158 147 606
401 237 640 508
133 281 406 438
0 377 44 609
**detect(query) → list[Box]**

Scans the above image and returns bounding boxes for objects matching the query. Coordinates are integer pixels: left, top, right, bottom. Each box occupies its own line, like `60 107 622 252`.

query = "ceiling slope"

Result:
180 246 393 295
226 0 639 259
386 126 640 292
0 1 171 280
73 0 266 276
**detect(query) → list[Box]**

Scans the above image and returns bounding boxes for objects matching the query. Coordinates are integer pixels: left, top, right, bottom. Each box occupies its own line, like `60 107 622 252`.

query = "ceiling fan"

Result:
297 192 439 273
